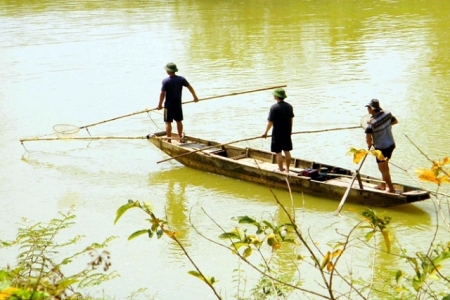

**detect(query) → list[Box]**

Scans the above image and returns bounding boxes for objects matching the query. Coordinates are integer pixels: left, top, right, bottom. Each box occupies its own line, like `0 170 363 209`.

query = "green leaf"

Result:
262 220 275 231
188 270 201 278
395 270 403 283
187 271 216 285
412 276 423 291
56 277 79 290
236 216 258 225
231 242 249 251
219 232 240 240
406 257 418 268
247 236 261 247
128 229 150 241
243 247 252 258
0 240 12 247
236 228 246 241
365 231 374 242
114 200 140 225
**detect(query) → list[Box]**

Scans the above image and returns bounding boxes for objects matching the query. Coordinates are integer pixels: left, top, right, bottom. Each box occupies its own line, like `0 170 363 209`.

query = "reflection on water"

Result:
149 165 328 207
1 0 449 298
149 166 431 226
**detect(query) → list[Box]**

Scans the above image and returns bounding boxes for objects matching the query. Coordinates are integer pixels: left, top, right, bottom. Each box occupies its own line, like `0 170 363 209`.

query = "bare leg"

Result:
378 160 395 192
276 152 284 171
176 121 183 141
165 122 172 143
284 151 291 173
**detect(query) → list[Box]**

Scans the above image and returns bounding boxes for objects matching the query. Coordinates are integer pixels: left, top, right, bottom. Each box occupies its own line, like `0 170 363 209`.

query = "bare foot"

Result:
374 185 386 191
387 189 396 194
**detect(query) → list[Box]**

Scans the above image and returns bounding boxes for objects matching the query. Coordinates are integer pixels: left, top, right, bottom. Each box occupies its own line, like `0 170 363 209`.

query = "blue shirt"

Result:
161 75 190 109
268 101 294 136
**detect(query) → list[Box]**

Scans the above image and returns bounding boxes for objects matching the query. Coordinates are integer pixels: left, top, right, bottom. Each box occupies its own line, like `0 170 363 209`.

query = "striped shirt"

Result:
365 110 397 149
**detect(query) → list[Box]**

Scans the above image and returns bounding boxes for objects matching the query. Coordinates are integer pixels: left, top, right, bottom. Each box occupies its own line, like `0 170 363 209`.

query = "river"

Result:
1 0 449 299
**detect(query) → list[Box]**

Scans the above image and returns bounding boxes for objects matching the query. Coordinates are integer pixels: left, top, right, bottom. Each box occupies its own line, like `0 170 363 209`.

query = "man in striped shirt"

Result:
365 99 398 193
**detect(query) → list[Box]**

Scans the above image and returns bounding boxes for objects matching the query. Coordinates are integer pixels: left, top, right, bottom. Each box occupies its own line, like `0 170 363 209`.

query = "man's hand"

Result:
193 97 199 103
261 133 268 138
157 104 163 110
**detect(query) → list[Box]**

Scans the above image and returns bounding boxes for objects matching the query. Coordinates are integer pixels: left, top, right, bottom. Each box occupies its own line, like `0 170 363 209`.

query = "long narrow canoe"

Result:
147 131 430 207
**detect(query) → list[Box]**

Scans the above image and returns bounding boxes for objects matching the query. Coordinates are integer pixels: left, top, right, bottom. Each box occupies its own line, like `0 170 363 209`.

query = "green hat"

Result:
273 88 287 99
164 62 178 73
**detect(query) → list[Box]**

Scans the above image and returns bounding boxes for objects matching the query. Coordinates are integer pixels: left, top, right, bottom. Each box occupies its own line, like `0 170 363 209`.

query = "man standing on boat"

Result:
365 99 398 193
157 62 198 143
262 88 294 173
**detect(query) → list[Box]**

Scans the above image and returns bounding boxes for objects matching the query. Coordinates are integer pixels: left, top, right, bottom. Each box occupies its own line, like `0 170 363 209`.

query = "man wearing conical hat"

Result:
157 62 198 143
262 88 295 173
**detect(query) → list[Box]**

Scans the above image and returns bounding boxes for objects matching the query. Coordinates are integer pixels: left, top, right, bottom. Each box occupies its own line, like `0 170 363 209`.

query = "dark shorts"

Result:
271 135 293 153
376 144 395 163
164 107 183 123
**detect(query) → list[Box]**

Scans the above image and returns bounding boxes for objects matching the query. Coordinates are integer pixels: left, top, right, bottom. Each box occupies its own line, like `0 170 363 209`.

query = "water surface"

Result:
1 0 449 298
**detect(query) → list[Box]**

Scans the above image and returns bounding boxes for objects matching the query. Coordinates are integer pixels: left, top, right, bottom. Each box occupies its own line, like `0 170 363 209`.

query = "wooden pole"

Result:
21 84 288 143
335 149 371 215
77 84 288 130
156 125 361 164
19 136 149 143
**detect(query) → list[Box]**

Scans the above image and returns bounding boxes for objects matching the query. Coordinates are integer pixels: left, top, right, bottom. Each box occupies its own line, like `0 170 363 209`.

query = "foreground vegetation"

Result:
1 154 449 299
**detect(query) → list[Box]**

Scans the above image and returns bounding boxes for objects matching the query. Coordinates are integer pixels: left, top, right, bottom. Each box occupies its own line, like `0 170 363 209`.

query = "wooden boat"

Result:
147 131 430 207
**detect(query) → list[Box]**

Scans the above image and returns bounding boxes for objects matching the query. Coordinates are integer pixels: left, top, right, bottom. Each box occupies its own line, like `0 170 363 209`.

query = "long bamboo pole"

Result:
156 125 361 164
20 136 149 143
74 84 288 131
21 84 288 143
334 147 372 215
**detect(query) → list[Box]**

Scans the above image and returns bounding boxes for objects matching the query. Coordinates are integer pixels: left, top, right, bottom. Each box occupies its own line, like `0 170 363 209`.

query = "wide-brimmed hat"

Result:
164 62 178 73
365 99 382 111
273 88 287 99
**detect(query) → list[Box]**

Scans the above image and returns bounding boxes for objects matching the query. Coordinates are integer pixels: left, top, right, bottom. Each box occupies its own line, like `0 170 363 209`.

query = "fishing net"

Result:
53 124 80 138
360 114 371 129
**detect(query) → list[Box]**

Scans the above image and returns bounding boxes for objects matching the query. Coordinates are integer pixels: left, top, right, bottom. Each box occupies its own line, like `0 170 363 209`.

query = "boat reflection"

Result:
147 166 432 228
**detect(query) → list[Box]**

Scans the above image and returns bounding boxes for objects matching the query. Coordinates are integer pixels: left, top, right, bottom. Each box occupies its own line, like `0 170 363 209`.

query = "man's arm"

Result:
366 133 373 149
262 121 273 138
391 116 398 125
158 91 165 110
187 85 198 102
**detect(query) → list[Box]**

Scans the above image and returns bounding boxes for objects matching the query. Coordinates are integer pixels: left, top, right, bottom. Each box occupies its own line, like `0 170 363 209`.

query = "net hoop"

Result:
360 114 371 129
53 124 80 138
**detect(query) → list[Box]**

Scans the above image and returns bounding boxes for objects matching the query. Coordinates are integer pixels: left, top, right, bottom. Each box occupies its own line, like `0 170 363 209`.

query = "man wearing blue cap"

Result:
157 62 198 143
365 99 398 193
262 88 294 173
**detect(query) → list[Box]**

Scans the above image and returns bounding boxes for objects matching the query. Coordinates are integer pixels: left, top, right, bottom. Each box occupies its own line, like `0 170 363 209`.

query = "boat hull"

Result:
148 132 430 207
